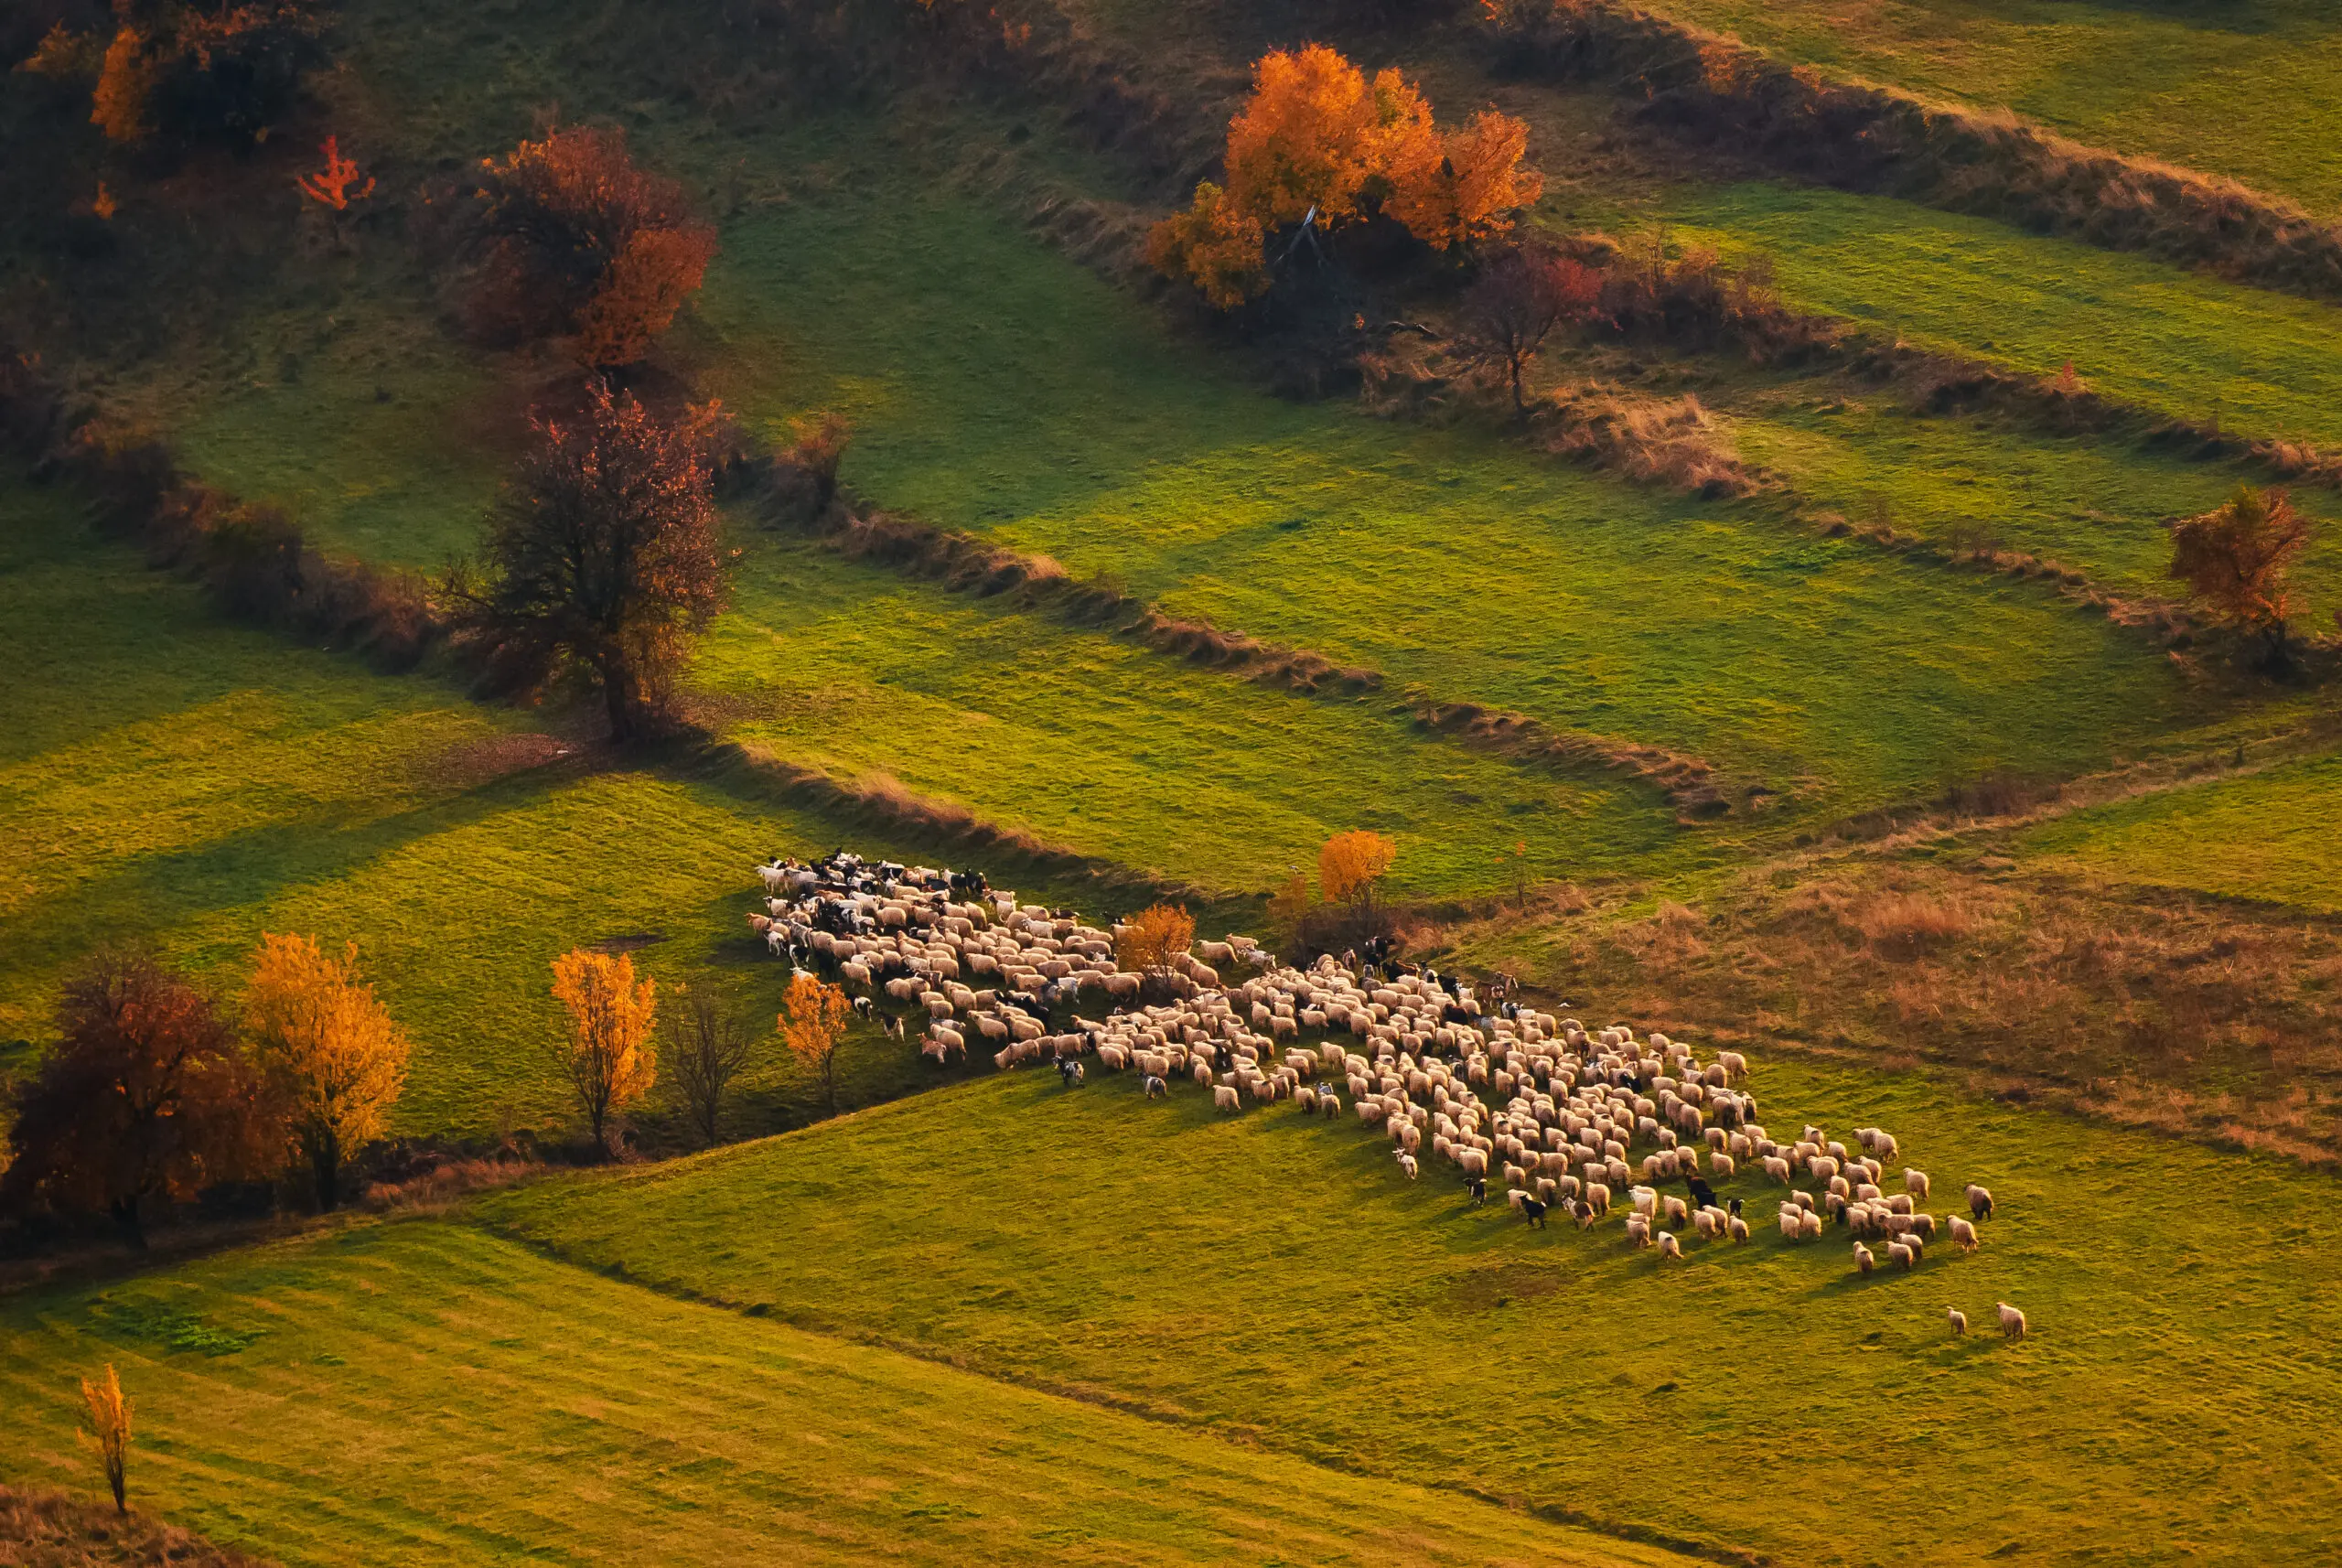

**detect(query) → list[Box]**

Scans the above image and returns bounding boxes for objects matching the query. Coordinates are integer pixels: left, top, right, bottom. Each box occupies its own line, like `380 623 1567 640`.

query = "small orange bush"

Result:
1116 904 1197 975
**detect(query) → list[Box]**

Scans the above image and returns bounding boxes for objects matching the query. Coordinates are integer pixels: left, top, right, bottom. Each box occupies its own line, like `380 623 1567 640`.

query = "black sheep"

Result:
1520 1196 1548 1230
1685 1175 1716 1211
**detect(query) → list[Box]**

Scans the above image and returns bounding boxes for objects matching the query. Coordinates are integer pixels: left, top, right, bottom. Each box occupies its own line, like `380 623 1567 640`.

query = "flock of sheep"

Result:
750 851 2029 1340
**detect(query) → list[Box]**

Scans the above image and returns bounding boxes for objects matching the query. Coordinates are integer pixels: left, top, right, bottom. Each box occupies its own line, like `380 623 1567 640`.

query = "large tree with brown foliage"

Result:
463 383 731 741
469 126 718 368
0 952 277 1243
1455 244 1603 413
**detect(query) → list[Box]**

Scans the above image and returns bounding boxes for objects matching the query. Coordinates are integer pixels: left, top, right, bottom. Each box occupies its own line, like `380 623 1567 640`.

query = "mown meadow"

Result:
343 1058 2342 1565
0 1220 1695 1568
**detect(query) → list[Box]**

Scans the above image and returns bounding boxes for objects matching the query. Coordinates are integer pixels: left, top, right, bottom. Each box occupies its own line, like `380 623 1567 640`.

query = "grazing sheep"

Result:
1967 1184 1995 1222
1296 1087 1319 1115
1661 1195 1689 1228
1853 1242 1875 1275
1763 1155 1792 1185
1656 1231 1681 1261
1949 1216 1979 1252
1143 1074 1168 1101
1708 1154 1735 1180
1905 1168 1931 1202
1585 1183 1611 1217
1398 1153 1419 1180
1888 1241 1915 1271
1948 1307 1968 1337
1800 1209 1823 1240
1627 1213 1651 1247
1998 1302 2027 1339
1726 1215 1749 1242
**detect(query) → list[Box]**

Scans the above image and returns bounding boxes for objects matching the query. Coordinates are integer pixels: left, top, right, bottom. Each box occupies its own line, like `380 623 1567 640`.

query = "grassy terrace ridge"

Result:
2020 745 2342 911
1628 0 2342 218
1662 182 2342 453
706 545 1689 897
479 1061 2342 1568
0 1221 1699 1568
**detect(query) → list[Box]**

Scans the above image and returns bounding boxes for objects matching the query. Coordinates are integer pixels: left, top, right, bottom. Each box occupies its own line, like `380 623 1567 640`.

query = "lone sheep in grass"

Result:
1998 1302 2027 1339
1905 1168 1931 1202
1967 1184 1995 1221
1143 1074 1167 1101
1656 1230 1681 1261
1398 1153 1419 1180
1948 1307 1967 1337
1950 1216 1979 1252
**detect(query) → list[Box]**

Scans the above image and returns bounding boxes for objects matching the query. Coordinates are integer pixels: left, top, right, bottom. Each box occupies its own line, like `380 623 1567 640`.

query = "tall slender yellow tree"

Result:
548 950 659 1152
245 933 411 1211
779 972 854 1117
81 1363 131 1515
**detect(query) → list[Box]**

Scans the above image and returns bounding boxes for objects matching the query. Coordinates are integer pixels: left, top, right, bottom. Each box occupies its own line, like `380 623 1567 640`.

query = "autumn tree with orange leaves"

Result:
779 972 855 1117
1114 904 1197 977
1149 44 1541 307
295 135 373 210
457 383 730 741
547 949 659 1151
243 932 410 1211
470 126 717 368
1319 830 1398 927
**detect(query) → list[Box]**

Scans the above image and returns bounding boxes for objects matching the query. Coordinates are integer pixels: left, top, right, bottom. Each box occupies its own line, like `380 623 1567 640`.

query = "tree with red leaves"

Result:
1454 244 1604 413
462 383 732 742
470 126 717 368
1 952 279 1245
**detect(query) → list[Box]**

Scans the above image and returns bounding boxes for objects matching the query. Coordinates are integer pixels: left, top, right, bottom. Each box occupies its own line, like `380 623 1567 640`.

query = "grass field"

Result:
0 480 1071 1140
683 164 2217 817
0 1220 1701 1568
708 545 1687 896
478 1059 2342 1567
1665 182 2342 449
2021 745 2342 911
1637 0 2342 216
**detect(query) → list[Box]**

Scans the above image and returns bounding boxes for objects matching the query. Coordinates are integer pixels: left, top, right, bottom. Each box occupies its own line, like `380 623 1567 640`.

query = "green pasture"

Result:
1710 384 2342 623
0 1220 1693 1568
1637 0 2342 215
0 483 1071 1139
685 161 2214 815
481 1057 2342 1568
708 545 1685 897
2021 746 2342 910
1667 182 2342 448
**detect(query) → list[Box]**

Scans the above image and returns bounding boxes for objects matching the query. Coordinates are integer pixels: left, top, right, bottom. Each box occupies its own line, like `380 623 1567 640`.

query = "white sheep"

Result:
1966 1184 1994 1221
1656 1231 1682 1261
1213 1084 1241 1112
1998 1302 2027 1339
1888 1241 1915 1271
1397 1152 1419 1180
1947 1307 1967 1337
1853 1242 1874 1275
1626 1213 1651 1247
1905 1168 1931 1201
1949 1216 1978 1252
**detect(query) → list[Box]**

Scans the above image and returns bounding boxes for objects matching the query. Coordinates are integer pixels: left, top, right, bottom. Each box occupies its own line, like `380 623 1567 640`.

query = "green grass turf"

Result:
2019 746 2342 910
0 481 1106 1139
682 158 2214 815
1710 384 2342 625
1635 0 2342 216
478 1058 2342 1568
704 544 1686 897
1666 182 2342 448
0 1220 1698 1568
